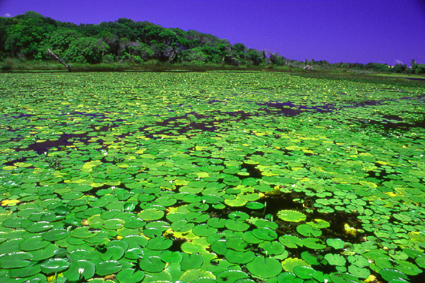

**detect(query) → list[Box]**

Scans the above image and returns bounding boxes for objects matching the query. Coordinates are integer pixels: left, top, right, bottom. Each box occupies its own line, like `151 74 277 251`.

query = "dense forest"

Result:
1 11 424 74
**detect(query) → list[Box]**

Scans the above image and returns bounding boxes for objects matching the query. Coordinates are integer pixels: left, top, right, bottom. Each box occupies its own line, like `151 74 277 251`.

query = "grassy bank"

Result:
0 58 295 73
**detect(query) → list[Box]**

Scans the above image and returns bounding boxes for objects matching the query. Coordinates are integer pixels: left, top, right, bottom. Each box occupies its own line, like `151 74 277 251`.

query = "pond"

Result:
1 71 425 283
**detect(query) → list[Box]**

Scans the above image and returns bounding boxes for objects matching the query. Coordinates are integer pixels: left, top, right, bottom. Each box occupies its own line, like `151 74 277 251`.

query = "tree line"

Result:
0 11 285 67
0 11 424 74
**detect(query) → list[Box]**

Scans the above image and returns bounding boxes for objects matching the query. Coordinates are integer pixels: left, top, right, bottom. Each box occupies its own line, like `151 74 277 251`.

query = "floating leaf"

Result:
138 208 164 221
277 210 306 222
325 253 347 266
139 256 166 273
116 268 145 283
225 249 255 264
0 252 33 269
181 253 203 271
246 256 282 278
326 238 345 249
96 260 122 276
40 258 70 274
281 258 310 272
63 260 96 281
293 265 315 279
348 264 370 279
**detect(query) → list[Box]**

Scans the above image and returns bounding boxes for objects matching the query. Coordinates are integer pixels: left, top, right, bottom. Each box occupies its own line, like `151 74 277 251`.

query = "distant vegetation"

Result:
0 11 424 74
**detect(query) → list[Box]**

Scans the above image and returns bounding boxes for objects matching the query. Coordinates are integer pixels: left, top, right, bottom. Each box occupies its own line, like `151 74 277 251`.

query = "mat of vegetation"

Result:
1 71 425 283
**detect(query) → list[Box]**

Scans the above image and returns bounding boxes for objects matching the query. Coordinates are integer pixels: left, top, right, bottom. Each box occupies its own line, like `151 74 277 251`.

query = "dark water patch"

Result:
18 132 104 154
359 116 425 132
240 163 263 179
208 100 226 104
388 76 425 81
256 101 335 116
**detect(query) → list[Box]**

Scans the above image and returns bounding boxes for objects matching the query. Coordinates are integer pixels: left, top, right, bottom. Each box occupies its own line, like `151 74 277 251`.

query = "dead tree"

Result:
47 49 72 71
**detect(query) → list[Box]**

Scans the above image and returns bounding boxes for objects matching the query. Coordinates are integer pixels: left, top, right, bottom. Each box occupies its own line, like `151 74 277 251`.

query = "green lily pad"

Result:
224 197 247 207
144 227 162 238
326 238 345 249
297 224 322 237
325 253 347 266
258 241 285 256
293 265 316 279
9 262 41 278
211 239 228 255
186 212 210 223
229 211 249 221
63 260 96 281
301 251 319 265
26 221 54 233
19 236 50 251
379 268 409 281
207 218 226 228
0 252 33 269
139 256 166 273
160 250 183 263
96 260 122 276
116 268 145 283
121 235 149 249
102 218 125 229
146 220 170 231
100 245 125 261
246 202 264 210
216 270 249 283
303 238 326 249
193 224 218 237
40 258 70 274
225 249 255 264
181 253 203 271
138 208 165 221
277 210 306 222
171 220 195 232
225 219 250 232
279 235 304 248
281 258 310 272
348 264 371 279
252 228 277 240
30 243 59 261
124 248 144 260
42 228 69 241
147 236 173 250
246 256 282 278
180 269 216 282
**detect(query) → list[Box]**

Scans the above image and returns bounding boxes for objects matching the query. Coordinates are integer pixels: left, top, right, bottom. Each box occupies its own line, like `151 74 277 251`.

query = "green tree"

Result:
64 37 109 63
158 28 178 45
246 48 263 65
182 47 207 63
393 63 407 73
97 31 120 55
143 25 164 43
270 53 285 66
5 16 47 58
412 63 425 74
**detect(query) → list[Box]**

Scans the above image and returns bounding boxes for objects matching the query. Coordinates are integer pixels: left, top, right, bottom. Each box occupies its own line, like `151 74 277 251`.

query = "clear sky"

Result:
1 0 424 66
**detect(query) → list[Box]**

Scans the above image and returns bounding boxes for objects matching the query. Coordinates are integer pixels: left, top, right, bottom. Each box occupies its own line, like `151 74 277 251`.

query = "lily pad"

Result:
96 260 122 276
116 268 145 283
0 252 33 269
181 253 203 271
40 258 70 274
277 210 306 222
139 256 166 273
246 256 282 278
225 249 255 264
63 260 96 281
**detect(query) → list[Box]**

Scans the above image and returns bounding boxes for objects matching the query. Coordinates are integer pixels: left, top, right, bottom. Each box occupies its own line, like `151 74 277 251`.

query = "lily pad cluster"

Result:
0 71 425 282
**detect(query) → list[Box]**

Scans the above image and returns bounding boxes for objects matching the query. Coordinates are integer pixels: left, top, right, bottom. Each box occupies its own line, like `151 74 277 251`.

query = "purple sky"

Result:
1 0 424 66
